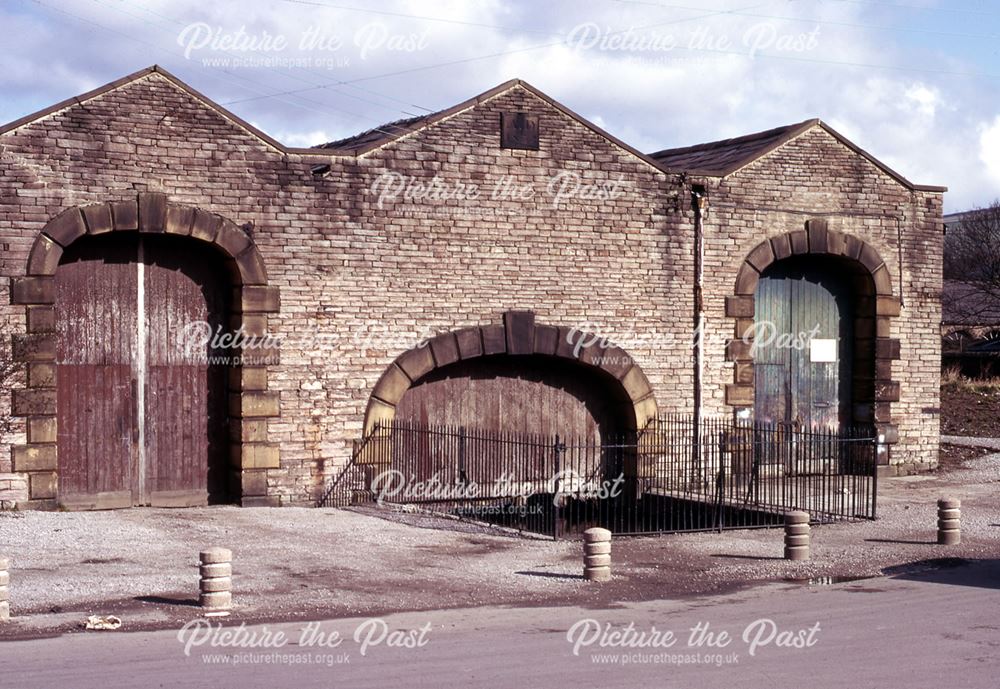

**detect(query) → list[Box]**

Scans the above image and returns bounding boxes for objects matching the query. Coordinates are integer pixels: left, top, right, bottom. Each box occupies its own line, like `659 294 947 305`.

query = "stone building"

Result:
0 66 944 509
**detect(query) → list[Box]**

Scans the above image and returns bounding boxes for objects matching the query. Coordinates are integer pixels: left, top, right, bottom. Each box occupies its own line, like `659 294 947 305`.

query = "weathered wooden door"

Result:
394 356 631 487
753 260 853 430
56 236 138 508
55 235 228 508
396 356 628 443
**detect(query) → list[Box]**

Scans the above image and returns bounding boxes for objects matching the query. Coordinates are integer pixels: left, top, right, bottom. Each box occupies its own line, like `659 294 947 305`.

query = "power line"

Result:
29 0 384 127
609 0 999 40
221 0 781 105
91 0 432 117
28 0 445 146
281 0 565 35
822 0 1000 17
221 0 998 106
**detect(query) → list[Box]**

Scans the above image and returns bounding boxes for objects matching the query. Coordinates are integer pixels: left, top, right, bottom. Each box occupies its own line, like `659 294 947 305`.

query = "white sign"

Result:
810 339 837 363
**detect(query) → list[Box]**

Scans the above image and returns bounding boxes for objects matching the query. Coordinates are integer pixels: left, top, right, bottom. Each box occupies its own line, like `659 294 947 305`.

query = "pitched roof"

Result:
649 119 946 192
315 113 439 154
312 78 668 173
649 120 815 176
0 65 287 153
0 66 947 191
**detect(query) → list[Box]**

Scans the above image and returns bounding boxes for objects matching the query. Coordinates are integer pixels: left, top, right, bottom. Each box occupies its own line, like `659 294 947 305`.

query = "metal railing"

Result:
322 415 879 538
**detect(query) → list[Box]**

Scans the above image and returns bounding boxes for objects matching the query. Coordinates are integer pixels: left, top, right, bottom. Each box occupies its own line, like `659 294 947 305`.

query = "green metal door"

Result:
753 259 853 430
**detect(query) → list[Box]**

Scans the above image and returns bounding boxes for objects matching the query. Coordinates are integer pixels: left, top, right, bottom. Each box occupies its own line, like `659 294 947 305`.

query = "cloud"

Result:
271 128 334 148
980 116 1000 195
1 0 996 211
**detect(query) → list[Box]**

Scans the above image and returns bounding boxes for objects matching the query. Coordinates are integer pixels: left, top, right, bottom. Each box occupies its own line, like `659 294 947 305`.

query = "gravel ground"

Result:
941 435 1000 450
1 451 998 638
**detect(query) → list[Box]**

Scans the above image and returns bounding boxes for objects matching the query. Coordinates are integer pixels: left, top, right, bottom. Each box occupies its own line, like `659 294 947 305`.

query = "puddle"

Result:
782 575 877 586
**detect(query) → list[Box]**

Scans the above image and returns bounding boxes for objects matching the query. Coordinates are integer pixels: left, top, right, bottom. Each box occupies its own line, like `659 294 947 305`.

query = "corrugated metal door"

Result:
54 235 227 508
754 261 853 430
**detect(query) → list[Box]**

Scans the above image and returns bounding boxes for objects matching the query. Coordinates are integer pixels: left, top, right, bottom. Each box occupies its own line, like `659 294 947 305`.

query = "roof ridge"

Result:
648 119 817 158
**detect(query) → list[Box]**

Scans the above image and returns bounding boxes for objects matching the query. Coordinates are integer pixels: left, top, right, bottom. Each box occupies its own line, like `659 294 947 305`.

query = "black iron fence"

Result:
319 415 879 538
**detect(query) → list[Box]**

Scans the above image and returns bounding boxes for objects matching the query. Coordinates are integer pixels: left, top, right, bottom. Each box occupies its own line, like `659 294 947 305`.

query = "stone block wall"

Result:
0 69 943 507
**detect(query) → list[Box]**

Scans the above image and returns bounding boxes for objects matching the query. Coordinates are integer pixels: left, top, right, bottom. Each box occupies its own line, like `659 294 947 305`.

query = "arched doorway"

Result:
396 355 634 443
753 255 874 429
727 220 901 449
54 233 231 507
11 194 281 509
363 310 658 435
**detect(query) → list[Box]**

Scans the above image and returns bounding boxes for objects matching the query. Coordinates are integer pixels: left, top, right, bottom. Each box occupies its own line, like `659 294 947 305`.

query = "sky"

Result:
1 0 998 212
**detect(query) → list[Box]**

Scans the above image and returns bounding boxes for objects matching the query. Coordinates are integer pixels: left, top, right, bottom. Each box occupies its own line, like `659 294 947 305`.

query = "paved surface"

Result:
1 450 998 637
0 557 997 689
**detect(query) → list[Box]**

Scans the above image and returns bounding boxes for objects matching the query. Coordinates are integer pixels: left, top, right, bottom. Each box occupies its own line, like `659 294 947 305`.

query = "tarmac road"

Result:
1 558 997 689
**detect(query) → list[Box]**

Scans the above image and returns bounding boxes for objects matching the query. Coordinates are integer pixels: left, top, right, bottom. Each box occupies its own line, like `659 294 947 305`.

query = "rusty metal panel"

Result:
55 235 138 503
143 235 229 504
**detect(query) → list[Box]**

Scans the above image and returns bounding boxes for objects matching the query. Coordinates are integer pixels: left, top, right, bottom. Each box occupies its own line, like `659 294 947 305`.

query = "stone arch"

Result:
364 310 658 435
10 193 281 508
724 219 901 445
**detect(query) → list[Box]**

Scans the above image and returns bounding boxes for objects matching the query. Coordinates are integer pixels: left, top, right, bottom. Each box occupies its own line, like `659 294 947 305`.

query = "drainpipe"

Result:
691 185 707 422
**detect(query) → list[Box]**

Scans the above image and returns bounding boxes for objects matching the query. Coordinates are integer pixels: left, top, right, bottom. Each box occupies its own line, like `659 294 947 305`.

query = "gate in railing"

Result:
319 415 879 538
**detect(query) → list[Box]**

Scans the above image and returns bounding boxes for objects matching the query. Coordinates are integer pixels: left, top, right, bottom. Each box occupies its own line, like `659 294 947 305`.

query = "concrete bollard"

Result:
0 557 8 621
583 528 612 582
199 548 233 611
784 511 810 561
937 498 961 545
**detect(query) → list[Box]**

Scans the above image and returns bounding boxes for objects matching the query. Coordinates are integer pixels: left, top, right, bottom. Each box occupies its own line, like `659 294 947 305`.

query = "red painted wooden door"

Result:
143 236 229 506
56 236 138 508
54 235 228 508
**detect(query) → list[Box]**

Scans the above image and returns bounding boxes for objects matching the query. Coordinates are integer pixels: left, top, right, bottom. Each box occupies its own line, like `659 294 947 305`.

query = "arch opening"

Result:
753 255 876 430
397 354 635 442
11 193 280 509
54 232 232 507
363 311 658 438
727 221 901 449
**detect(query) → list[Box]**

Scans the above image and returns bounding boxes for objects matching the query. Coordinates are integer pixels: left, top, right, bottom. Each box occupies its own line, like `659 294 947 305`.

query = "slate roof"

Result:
648 118 945 192
0 65 947 191
648 120 817 176
314 113 439 154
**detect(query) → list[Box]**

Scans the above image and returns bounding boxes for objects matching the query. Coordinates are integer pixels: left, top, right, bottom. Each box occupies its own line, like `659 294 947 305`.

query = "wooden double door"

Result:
54 234 229 509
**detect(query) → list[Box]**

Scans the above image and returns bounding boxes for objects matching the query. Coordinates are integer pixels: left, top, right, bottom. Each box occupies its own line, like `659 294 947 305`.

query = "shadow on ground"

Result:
134 595 200 608
515 571 584 581
883 558 1000 590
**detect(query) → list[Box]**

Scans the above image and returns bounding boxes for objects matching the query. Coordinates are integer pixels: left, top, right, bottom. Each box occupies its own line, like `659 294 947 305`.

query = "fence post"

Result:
200 548 233 611
0 558 9 621
583 528 612 581
552 436 564 540
784 511 810 560
937 498 961 545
